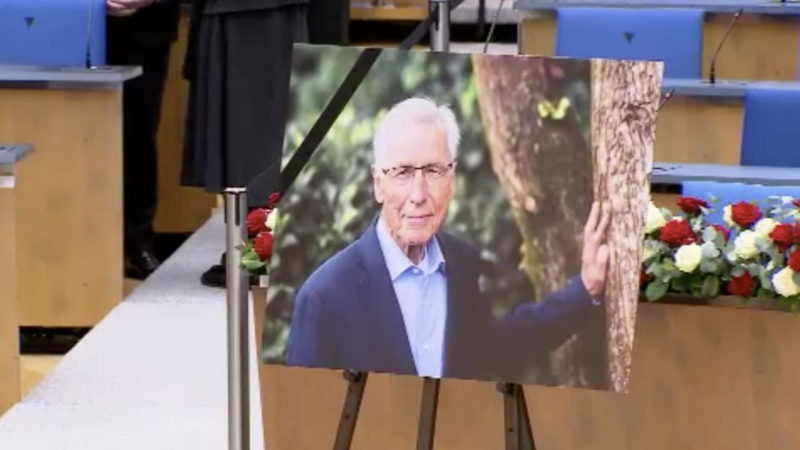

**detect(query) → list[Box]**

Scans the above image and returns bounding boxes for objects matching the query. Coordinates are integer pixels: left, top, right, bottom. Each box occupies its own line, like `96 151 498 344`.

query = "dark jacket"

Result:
107 0 181 47
284 220 598 383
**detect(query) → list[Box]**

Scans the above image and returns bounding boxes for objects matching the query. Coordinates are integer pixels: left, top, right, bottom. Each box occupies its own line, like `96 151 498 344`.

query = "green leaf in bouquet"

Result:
731 265 745 278
700 260 718 274
645 280 669 301
709 194 719 204
670 276 688 292
792 272 800 288
760 267 772 291
242 257 267 271
701 226 717 243
754 236 772 254
700 241 720 259
745 263 761 278
701 275 720 298
757 287 775 300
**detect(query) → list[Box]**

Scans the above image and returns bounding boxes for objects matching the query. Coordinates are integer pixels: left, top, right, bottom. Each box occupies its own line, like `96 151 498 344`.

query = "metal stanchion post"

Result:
430 0 450 52
224 187 250 450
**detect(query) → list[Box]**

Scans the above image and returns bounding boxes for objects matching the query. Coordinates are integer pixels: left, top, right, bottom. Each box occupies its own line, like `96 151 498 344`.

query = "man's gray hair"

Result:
372 97 461 166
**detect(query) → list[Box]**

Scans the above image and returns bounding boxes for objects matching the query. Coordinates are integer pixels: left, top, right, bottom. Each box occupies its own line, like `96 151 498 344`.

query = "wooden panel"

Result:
519 14 800 80
0 184 20 415
519 16 556 57
702 14 800 82
349 5 428 21
654 97 742 165
153 10 217 233
257 302 800 450
0 88 123 327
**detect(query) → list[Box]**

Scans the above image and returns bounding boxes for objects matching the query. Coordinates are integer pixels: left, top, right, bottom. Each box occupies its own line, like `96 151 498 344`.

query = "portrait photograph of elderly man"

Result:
262 45 659 392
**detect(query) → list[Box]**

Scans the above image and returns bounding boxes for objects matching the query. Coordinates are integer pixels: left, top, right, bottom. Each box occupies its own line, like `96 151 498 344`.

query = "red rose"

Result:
658 219 695 246
268 192 280 208
246 208 268 236
730 201 761 228
793 198 800 209
789 248 800 273
640 268 649 287
676 196 708 215
796 222 800 245
769 223 795 252
711 225 729 242
726 272 755 297
253 231 274 261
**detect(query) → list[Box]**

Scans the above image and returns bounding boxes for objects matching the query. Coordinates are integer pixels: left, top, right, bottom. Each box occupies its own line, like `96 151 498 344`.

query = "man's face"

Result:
372 121 455 249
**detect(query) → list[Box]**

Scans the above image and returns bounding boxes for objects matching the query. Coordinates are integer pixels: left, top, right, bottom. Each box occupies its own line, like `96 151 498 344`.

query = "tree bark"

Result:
471 54 661 392
471 54 599 388
591 59 662 392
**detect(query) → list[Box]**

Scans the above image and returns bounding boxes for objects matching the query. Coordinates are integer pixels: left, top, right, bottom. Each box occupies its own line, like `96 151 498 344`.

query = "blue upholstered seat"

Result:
740 88 800 168
682 181 800 226
554 8 704 79
0 0 105 67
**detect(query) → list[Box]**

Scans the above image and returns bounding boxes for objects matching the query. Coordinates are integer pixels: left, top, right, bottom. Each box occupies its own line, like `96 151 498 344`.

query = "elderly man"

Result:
285 97 609 382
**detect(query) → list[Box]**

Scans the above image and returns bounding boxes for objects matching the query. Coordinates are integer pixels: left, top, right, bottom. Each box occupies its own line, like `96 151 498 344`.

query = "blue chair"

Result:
740 88 800 168
682 181 800 226
0 0 105 67
554 8 704 79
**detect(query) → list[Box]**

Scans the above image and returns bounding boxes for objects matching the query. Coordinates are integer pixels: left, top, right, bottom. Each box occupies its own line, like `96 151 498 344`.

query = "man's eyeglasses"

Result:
380 162 455 183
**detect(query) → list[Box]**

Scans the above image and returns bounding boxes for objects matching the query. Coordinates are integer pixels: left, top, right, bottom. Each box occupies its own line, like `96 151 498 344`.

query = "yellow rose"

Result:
772 267 800 297
645 201 666 234
754 218 777 238
674 243 702 273
723 205 735 228
734 230 759 260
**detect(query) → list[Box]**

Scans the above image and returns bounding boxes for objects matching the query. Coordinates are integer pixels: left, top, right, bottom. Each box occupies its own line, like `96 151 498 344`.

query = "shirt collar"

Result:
375 216 446 281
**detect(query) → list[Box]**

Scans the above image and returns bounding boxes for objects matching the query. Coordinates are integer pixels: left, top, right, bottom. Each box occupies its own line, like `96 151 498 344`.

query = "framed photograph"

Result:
259 44 662 392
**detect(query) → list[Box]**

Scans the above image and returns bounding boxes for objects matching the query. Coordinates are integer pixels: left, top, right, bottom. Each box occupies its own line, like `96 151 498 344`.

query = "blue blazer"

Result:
285 220 597 381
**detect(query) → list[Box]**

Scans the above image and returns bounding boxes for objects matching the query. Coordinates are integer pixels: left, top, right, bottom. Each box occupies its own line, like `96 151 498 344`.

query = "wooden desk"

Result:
0 145 31 416
516 1 800 81
0 66 139 327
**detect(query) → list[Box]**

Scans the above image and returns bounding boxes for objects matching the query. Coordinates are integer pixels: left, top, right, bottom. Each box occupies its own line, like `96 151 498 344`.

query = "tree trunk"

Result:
590 59 662 392
471 54 661 392
471 54 599 388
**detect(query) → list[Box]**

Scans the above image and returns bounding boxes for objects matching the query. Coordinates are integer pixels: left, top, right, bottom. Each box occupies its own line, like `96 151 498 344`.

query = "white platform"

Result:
0 211 265 450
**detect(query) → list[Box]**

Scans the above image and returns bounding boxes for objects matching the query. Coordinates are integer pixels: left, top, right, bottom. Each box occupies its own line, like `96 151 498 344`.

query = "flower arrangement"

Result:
642 195 800 312
239 192 280 277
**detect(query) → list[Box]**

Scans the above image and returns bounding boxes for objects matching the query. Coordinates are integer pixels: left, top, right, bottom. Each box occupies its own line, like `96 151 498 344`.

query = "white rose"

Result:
674 243 702 273
772 267 800 297
734 230 759 260
645 201 666 233
723 205 735 228
754 218 777 238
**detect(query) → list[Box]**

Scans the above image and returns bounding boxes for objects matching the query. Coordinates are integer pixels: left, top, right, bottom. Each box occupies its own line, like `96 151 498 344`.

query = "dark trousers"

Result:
106 31 171 254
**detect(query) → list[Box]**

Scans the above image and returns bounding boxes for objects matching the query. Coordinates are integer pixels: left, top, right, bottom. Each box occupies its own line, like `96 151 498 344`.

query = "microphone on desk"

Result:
708 8 743 84
84 0 95 69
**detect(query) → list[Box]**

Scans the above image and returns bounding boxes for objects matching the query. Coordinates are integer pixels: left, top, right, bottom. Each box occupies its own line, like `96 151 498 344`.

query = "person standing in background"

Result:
106 0 180 279
180 0 314 287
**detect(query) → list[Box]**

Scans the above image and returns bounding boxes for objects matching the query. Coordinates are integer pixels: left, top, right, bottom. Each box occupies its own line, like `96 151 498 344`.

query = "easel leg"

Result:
497 382 536 450
333 370 368 450
416 377 441 450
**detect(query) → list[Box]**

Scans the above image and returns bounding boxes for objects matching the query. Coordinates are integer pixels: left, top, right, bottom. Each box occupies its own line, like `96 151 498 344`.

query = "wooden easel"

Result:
331 371 536 450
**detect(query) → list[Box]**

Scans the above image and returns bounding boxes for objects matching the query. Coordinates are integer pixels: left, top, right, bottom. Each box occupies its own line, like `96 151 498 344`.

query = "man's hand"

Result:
106 0 156 17
580 201 610 299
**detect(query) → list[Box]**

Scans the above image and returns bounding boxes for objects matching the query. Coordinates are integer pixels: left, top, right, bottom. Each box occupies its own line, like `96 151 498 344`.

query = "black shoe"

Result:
125 247 161 280
200 264 226 288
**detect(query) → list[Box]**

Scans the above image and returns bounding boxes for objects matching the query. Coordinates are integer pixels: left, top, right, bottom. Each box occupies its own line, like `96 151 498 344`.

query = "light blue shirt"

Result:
375 217 448 378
